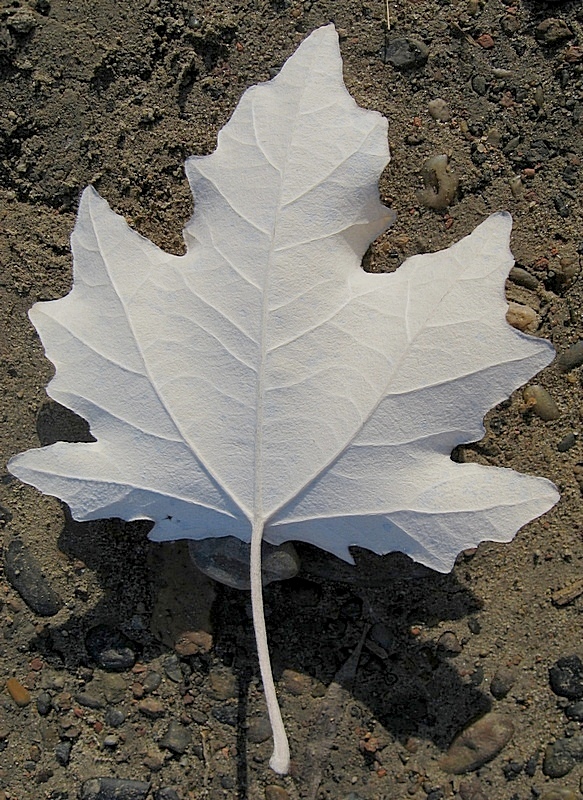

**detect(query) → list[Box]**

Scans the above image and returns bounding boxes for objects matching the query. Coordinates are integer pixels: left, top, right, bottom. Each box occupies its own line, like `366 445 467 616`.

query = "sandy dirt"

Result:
0 1 582 799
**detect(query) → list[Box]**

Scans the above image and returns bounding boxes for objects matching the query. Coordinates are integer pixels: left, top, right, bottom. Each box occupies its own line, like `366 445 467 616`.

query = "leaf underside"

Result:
9 25 558 574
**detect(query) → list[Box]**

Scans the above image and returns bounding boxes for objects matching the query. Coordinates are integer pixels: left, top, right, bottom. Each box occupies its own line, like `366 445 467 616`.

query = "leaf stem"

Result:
250 518 290 774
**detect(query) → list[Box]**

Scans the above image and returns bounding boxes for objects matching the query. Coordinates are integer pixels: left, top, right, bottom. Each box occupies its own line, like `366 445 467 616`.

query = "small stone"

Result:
506 303 539 333
138 698 165 719
557 433 577 452
282 669 312 695
428 99 450 122
155 790 180 800
163 655 183 682
143 750 164 772
159 719 191 755
476 33 495 49
79 777 151 800
247 716 272 743
558 341 583 372
188 537 299 589
490 667 516 699
540 789 579 800
439 713 514 773
6 677 31 707
380 37 429 69
75 692 105 709
549 655 583 699
471 75 487 96
417 154 458 209
437 631 462 655
535 19 574 45
142 671 162 694
565 701 583 721
4 540 64 617
211 704 238 726
208 670 237 700
37 690 52 716
542 737 583 778
7 11 37 34
55 741 72 766
265 788 290 800
563 46 583 64
103 734 118 748
174 629 212 656
85 626 137 672
523 385 560 421
104 707 126 727
459 776 488 800
509 266 538 290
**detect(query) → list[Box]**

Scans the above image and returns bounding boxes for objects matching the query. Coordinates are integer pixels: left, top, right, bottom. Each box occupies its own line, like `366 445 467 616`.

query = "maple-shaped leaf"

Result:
9 25 558 774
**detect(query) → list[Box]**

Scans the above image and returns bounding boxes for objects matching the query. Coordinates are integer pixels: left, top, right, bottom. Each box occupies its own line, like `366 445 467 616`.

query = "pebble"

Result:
417 154 458 209
557 340 583 372
4 539 64 617
138 698 165 719
565 700 583 721
159 719 191 755
471 75 487 96
36 690 52 716
549 655 583 699
104 707 126 727
428 99 450 122
79 777 151 800
437 631 462 655
540 790 579 800
75 692 105 709
174 629 212 656
154 790 180 800
142 671 162 694
506 302 539 333
163 655 183 682
439 713 514 773
523 385 560 421
557 433 577 452
211 704 238 726
380 37 429 69
265 788 290 800
459 776 488 800
85 626 137 672
509 266 538 290
188 537 300 589
5 677 31 707
55 741 72 766
535 19 574 45
543 735 583 778
281 669 312 695
247 716 272 743
476 33 495 49
490 667 516 699
208 670 237 700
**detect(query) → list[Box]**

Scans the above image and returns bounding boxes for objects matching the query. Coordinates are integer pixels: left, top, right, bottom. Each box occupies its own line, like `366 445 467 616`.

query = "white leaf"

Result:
8 24 559 775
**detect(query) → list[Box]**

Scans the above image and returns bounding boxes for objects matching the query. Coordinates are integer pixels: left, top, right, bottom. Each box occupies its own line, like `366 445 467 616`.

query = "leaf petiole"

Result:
250 518 290 774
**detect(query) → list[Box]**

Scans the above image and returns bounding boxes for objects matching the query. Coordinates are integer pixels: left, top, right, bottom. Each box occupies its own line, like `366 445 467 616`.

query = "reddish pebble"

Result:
6 677 31 707
182 693 195 706
132 682 145 699
29 657 43 671
476 33 495 49
73 707 84 718
94 721 104 733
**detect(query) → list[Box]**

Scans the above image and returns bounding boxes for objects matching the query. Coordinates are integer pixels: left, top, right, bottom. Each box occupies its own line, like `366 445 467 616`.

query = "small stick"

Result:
385 0 391 30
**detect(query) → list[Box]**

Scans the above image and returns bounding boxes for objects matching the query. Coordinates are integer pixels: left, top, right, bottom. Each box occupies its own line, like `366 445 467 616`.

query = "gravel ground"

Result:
1 1 583 799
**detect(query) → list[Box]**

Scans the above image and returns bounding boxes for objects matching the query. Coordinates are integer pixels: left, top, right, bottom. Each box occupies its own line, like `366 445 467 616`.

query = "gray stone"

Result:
188 537 299 589
75 692 105 709
380 37 429 69
490 667 516 699
79 777 151 800
565 700 583 721
55 741 72 766
159 720 191 755
85 626 137 672
4 539 63 617
36 690 52 716
439 713 514 773
104 707 126 727
247 716 272 743
549 655 583 699
535 18 574 45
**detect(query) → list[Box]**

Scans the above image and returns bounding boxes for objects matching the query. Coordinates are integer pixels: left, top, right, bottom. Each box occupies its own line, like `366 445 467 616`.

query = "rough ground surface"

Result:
0 0 582 799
